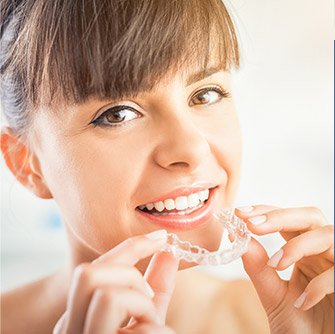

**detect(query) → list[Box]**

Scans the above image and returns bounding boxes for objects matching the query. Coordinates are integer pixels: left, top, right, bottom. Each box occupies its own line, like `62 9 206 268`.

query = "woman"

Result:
1 0 333 333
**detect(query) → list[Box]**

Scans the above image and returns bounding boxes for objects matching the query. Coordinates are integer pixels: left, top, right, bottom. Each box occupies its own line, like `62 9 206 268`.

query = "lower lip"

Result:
135 187 218 231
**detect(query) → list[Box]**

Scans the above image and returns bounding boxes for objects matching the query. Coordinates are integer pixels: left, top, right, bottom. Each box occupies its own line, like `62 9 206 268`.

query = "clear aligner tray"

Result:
161 209 251 265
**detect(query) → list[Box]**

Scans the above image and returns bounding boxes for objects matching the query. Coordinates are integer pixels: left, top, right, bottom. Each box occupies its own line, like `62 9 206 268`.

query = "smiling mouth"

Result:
136 188 211 216
138 199 208 216
135 186 218 230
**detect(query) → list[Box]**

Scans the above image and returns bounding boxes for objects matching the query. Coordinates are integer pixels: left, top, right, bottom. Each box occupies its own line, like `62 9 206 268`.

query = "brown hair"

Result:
1 0 240 139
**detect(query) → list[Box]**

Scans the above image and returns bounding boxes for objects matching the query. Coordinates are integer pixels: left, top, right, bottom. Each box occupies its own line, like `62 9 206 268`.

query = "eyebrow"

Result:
186 65 223 86
93 65 225 106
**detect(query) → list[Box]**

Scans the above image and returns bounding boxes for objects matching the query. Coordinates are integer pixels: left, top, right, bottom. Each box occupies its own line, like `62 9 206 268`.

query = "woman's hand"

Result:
236 205 334 334
53 230 178 334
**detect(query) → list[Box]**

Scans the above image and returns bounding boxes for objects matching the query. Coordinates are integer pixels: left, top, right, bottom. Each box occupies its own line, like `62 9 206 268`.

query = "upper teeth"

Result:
139 189 210 212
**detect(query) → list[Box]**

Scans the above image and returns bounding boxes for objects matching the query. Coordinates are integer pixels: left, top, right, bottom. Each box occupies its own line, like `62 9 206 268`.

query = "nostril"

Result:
169 161 189 168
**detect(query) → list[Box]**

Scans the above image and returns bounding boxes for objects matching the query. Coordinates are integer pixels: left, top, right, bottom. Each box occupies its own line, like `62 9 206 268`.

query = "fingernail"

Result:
294 292 307 309
144 281 155 298
248 215 267 225
237 206 254 213
267 248 284 268
145 229 167 240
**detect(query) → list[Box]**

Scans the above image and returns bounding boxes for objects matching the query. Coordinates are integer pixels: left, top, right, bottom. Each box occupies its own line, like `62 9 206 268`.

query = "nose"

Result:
152 114 211 172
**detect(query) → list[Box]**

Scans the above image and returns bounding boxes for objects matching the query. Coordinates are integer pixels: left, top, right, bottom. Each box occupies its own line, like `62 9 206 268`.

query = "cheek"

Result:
201 105 242 167
204 107 242 204
34 104 242 253
38 131 149 252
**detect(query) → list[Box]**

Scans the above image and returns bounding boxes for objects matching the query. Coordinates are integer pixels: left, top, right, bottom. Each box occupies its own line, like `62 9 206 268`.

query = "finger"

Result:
268 225 334 270
144 252 179 325
93 230 168 266
83 288 157 334
53 311 67 334
66 265 154 333
235 205 298 241
242 236 287 314
293 266 334 311
239 206 328 241
235 204 280 218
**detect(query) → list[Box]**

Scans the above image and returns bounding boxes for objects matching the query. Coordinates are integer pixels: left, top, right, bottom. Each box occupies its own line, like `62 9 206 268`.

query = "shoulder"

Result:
210 272 270 333
1 272 67 334
204 272 270 333
168 269 270 334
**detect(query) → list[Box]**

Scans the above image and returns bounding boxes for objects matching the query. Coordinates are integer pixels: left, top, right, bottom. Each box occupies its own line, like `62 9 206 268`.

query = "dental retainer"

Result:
161 209 251 265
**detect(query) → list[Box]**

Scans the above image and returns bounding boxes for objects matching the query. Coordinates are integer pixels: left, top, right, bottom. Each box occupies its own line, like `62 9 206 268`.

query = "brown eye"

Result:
92 105 141 127
105 110 126 123
190 86 230 106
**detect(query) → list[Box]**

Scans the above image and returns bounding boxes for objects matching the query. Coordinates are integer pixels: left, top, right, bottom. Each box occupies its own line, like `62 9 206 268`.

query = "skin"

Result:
1 66 334 333
27 68 241 264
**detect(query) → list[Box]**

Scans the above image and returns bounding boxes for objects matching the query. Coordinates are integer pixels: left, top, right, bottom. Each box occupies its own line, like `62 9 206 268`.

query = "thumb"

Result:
242 237 287 313
53 311 67 334
144 251 179 325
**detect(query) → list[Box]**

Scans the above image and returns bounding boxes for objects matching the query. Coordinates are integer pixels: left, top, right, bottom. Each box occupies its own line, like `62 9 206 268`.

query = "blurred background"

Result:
1 0 333 291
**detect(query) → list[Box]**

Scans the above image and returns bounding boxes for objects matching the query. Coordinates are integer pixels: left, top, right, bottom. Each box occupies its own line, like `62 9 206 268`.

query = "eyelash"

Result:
91 86 231 128
189 86 231 106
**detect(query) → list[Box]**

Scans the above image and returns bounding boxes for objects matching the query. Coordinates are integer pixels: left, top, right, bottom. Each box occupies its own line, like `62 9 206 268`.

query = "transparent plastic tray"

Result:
161 209 250 265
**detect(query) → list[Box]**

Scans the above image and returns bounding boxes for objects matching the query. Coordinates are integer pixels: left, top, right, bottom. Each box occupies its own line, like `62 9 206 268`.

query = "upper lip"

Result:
137 181 219 206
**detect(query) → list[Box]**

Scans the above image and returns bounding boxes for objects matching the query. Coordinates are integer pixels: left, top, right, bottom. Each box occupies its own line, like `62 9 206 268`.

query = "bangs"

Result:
10 0 240 108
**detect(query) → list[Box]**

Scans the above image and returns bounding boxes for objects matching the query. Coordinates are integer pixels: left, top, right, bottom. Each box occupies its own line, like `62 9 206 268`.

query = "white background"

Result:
1 0 333 291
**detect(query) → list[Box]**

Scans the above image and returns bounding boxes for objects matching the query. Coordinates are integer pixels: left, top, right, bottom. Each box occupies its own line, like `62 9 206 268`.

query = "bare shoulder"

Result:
168 269 270 334
1 272 67 334
204 272 270 333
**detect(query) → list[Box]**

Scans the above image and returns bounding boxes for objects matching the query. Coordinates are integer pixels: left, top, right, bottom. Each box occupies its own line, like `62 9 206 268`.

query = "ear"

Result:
1 127 53 199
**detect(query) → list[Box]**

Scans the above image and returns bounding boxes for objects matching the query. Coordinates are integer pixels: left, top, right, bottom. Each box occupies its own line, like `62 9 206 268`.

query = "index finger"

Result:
235 204 280 218
93 230 168 266
235 205 328 240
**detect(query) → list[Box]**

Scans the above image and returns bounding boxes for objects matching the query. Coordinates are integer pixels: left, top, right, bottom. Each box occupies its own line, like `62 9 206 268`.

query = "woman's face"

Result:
31 64 242 265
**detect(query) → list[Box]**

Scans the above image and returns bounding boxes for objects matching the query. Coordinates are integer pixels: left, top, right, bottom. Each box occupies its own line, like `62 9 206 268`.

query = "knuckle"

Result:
279 251 295 268
94 288 117 305
128 266 143 280
281 245 293 261
124 236 142 254
120 266 144 289
73 263 94 286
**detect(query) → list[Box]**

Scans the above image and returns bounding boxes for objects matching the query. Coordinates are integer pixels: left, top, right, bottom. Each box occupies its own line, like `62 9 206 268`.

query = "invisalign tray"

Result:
161 209 251 265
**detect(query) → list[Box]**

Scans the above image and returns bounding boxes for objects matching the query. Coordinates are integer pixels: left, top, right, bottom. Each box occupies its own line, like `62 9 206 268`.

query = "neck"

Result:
63 220 102 270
